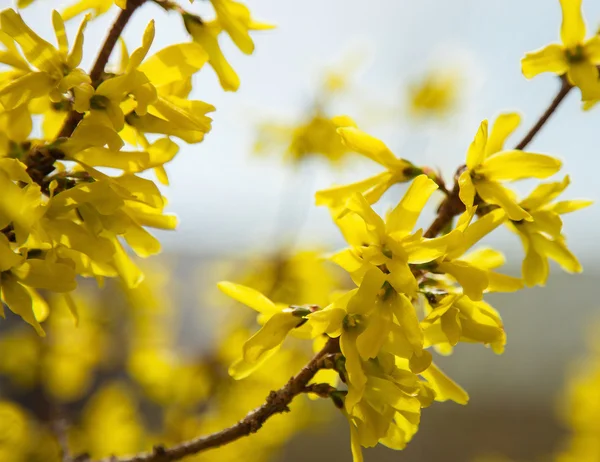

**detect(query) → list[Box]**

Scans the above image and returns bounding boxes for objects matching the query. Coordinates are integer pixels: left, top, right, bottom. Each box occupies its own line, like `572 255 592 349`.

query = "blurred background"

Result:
2 0 600 461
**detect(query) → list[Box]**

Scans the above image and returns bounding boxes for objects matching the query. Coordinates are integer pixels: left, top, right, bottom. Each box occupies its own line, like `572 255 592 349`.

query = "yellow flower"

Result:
422 293 506 355
85 20 213 142
507 175 592 286
209 0 274 55
184 4 273 91
0 9 93 112
217 281 311 379
255 114 357 165
458 114 562 221
408 70 459 118
330 174 457 298
521 0 600 100
316 127 421 210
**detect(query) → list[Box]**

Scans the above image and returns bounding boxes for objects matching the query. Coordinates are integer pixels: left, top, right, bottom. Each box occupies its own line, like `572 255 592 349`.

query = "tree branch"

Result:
85 337 340 462
514 76 572 151
424 75 573 238
56 0 147 140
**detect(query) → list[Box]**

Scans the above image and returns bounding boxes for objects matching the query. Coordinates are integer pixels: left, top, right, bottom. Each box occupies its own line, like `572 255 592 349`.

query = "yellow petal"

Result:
341 332 367 411
112 239 144 288
458 170 475 209
315 172 392 209
387 258 418 297
585 36 600 63
549 199 593 214
127 20 155 71
12 260 77 292
347 267 385 315
308 307 346 337
441 307 461 346
1 277 45 336
409 349 432 374
228 347 279 380
485 112 521 157
242 312 299 362
348 414 364 462
519 232 549 287
486 271 524 293
567 61 600 101
420 363 468 404
356 301 392 360
466 119 488 170
0 237 22 273
437 261 488 301
138 42 208 87
460 247 505 270
475 180 531 221
0 9 62 76
66 13 91 69
52 10 68 56
532 233 581 274
123 224 160 257
521 44 569 79
336 127 399 168
391 293 424 354
386 174 438 236
184 17 241 92
0 71 54 110
560 0 585 48
478 151 562 181
520 175 570 210
217 281 278 314
211 0 255 55
448 208 507 259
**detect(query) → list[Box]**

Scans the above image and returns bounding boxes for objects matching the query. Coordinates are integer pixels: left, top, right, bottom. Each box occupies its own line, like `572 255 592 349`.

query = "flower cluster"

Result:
222 78 590 462
0 0 269 334
0 0 596 461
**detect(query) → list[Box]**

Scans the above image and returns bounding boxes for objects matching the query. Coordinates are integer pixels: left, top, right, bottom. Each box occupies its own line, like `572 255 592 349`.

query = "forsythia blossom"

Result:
521 0 600 101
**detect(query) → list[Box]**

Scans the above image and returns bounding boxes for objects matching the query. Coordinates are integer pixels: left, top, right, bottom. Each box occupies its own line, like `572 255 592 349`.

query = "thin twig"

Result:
515 76 572 151
56 0 147 140
85 337 340 462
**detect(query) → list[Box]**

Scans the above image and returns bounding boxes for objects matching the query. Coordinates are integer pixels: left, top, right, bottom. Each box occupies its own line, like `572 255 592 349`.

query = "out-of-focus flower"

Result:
408 70 459 118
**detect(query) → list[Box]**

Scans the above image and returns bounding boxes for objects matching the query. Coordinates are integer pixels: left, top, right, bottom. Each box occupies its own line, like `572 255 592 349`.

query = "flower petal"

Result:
337 127 399 168
466 119 488 170
475 180 531 221
560 0 585 48
479 151 562 181
217 281 277 314
420 363 469 404
458 170 475 209
386 174 438 236
521 44 568 78
485 112 521 157
242 312 300 362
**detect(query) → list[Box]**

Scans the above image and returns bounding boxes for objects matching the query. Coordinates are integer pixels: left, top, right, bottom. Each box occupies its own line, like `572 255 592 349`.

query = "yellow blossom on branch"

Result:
521 0 600 100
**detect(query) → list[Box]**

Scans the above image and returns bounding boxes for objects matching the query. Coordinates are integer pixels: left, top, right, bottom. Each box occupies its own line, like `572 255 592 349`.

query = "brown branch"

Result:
56 0 147 140
86 337 340 462
514 75 572 151
424 75 573 238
